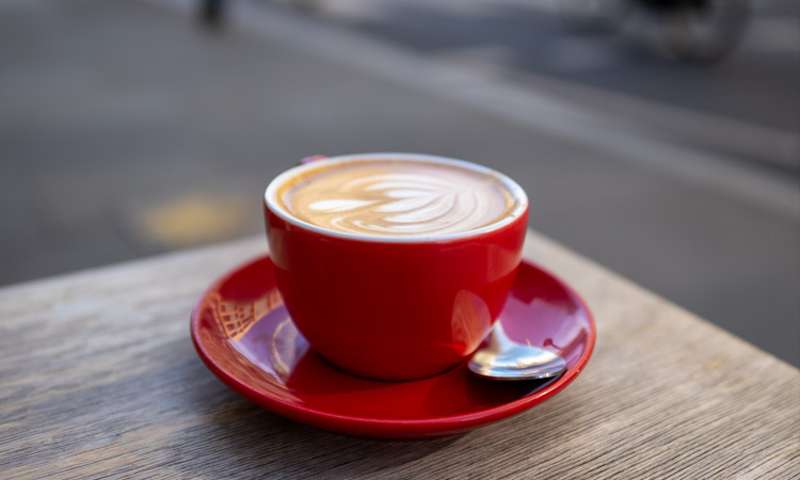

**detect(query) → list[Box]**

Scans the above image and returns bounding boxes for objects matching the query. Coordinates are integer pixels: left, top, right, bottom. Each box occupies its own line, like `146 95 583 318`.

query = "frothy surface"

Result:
277 159 519 236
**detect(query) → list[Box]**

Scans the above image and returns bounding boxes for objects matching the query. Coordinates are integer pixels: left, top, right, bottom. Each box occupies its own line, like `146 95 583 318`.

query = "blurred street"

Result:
1 0 798 365
318 0 800 171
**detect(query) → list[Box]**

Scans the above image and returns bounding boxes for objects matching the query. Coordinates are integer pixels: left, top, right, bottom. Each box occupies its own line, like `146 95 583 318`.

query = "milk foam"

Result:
278 160 517 236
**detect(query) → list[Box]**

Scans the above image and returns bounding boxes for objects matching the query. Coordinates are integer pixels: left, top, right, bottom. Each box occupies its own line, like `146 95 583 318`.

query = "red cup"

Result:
264 153 528 380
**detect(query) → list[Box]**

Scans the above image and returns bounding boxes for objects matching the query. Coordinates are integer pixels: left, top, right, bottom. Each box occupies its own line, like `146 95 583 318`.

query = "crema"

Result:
277 159 519 237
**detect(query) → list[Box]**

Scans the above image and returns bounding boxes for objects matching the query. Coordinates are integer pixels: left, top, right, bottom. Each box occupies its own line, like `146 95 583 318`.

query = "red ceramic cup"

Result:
264 153 528 380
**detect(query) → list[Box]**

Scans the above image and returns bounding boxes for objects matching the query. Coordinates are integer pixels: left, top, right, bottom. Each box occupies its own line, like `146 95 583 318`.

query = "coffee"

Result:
277 158 519 236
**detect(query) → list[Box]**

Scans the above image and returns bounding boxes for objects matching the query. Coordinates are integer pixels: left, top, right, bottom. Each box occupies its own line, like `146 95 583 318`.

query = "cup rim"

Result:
264 152 529 243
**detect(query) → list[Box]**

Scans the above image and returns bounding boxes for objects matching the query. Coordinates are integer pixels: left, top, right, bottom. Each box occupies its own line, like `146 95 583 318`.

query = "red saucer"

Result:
191 256 595 438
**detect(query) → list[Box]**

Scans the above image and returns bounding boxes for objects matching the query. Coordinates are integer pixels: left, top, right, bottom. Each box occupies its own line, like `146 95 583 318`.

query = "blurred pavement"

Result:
318 0 800 171
0 0 797 365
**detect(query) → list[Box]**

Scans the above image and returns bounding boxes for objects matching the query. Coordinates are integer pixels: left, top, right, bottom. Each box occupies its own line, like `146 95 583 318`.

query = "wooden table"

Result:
2 232 798 479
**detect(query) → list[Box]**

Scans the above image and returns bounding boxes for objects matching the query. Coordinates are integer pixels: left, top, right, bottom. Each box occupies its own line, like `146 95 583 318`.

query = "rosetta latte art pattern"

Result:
281 161 516 236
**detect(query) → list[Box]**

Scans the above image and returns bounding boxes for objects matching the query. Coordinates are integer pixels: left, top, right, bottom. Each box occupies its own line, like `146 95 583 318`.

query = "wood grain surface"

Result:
1 232 798 479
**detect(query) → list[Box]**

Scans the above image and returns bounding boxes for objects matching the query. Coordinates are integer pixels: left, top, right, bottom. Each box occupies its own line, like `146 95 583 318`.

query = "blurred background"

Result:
1 0 797 365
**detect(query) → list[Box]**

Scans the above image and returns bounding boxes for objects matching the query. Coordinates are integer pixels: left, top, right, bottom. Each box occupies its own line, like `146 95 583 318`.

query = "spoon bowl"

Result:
468 323 567 381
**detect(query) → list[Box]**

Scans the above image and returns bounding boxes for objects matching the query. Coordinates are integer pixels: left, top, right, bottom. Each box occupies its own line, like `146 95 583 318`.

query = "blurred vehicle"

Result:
200 0 749 63
559 0 751 62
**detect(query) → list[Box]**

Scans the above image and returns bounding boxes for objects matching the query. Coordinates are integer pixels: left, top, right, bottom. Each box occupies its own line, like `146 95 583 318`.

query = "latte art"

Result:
278 159 519 236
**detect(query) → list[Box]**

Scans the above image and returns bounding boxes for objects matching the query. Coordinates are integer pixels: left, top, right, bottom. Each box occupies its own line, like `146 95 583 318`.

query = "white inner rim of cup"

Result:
264 153 529 243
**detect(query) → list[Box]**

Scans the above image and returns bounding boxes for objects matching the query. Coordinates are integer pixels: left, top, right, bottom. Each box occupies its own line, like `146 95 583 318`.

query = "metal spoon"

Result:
468 323 567 381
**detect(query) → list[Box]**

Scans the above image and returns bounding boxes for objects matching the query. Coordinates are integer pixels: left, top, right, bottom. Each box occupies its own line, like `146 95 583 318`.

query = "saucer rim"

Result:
190 255 596 437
